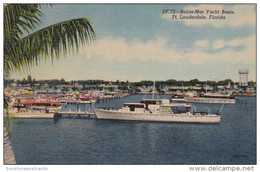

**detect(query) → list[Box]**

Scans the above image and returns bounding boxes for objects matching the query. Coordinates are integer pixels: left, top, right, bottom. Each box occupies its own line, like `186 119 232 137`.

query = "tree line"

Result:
4 75 256 88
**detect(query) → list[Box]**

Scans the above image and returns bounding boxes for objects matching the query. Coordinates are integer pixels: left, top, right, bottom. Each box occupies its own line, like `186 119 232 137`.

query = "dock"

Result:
10 111 96 119
8 109 54 119
54 111 96 118
11 112 96 119
12 112 54 119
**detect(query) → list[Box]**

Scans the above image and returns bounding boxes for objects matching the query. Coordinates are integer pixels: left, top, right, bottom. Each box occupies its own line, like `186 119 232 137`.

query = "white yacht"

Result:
94 81 222 123
94 98 222 123
184 93 236 104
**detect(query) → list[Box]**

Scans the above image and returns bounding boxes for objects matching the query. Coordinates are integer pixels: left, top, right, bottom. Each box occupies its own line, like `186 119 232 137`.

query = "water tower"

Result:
238 69 249 86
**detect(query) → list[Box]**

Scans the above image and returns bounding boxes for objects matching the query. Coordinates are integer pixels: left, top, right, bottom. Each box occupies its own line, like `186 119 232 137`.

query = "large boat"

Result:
184 93 236 104
94 98 222 123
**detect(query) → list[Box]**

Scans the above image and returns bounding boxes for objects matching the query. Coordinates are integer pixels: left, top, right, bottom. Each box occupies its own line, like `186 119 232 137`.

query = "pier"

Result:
12 112 54 119
11 111 96 119
97 94 129 103
54 111 96 118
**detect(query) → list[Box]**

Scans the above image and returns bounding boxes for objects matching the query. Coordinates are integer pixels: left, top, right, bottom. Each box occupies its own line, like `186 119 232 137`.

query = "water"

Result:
9 95 256 164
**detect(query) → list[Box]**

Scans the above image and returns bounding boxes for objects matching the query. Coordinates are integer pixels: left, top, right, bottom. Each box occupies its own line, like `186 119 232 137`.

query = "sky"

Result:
9 4 256 82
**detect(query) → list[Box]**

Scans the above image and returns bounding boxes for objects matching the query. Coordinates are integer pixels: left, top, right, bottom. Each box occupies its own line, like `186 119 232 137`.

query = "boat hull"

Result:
185 97 236 104
94 109 221 123
171 98 185 102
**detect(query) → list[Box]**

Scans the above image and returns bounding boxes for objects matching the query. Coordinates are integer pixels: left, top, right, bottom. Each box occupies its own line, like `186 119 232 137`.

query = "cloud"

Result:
80 36 183 63
79 35 256 66
187 35 256 64
162 4 256 28
227 36 254 48
212 40 225 50
194 40 209 48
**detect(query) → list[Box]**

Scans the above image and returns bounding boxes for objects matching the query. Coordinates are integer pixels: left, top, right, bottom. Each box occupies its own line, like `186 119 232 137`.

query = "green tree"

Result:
4 79 15 87
32 79 36 87
21 78 27 85
189 79 200 86
140 80 153 87
16 79 21 86
60 78 66 85
27 75 32 87
27 75 32 82
218 79 234 86
165 79 177 86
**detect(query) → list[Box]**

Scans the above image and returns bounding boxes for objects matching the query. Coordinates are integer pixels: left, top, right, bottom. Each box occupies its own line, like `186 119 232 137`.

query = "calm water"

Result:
9 95 256 165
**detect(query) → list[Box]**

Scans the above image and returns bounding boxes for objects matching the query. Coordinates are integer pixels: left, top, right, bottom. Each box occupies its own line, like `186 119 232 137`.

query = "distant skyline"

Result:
9 4 256 82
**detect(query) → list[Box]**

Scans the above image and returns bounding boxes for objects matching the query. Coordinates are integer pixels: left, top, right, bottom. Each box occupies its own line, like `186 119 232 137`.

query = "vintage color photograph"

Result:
3 2 256 169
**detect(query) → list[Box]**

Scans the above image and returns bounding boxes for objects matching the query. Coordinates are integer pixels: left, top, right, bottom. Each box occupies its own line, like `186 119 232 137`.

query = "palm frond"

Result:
4 4 43 42
4 17 95 74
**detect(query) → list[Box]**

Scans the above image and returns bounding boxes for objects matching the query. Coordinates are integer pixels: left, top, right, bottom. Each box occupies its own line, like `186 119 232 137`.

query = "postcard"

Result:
3 3 256 171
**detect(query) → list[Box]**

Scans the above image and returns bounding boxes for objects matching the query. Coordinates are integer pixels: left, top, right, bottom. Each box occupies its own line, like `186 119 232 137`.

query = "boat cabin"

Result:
140 99 162 110
123 103 145 111
160 104 191 114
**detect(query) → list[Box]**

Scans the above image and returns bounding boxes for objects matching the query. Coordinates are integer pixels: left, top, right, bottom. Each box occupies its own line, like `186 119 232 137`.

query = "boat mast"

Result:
152 81 155 100
206 81 207 94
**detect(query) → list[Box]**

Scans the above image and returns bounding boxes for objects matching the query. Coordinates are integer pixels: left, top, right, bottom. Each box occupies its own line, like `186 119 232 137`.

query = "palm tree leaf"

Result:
5 17 95 74
4 4 43 42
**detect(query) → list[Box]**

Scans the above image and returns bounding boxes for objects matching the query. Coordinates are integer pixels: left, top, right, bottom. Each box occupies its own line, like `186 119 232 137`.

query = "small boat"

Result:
20 91 34 95
171 92 185 102
12 98 62 113
171 91 198 102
